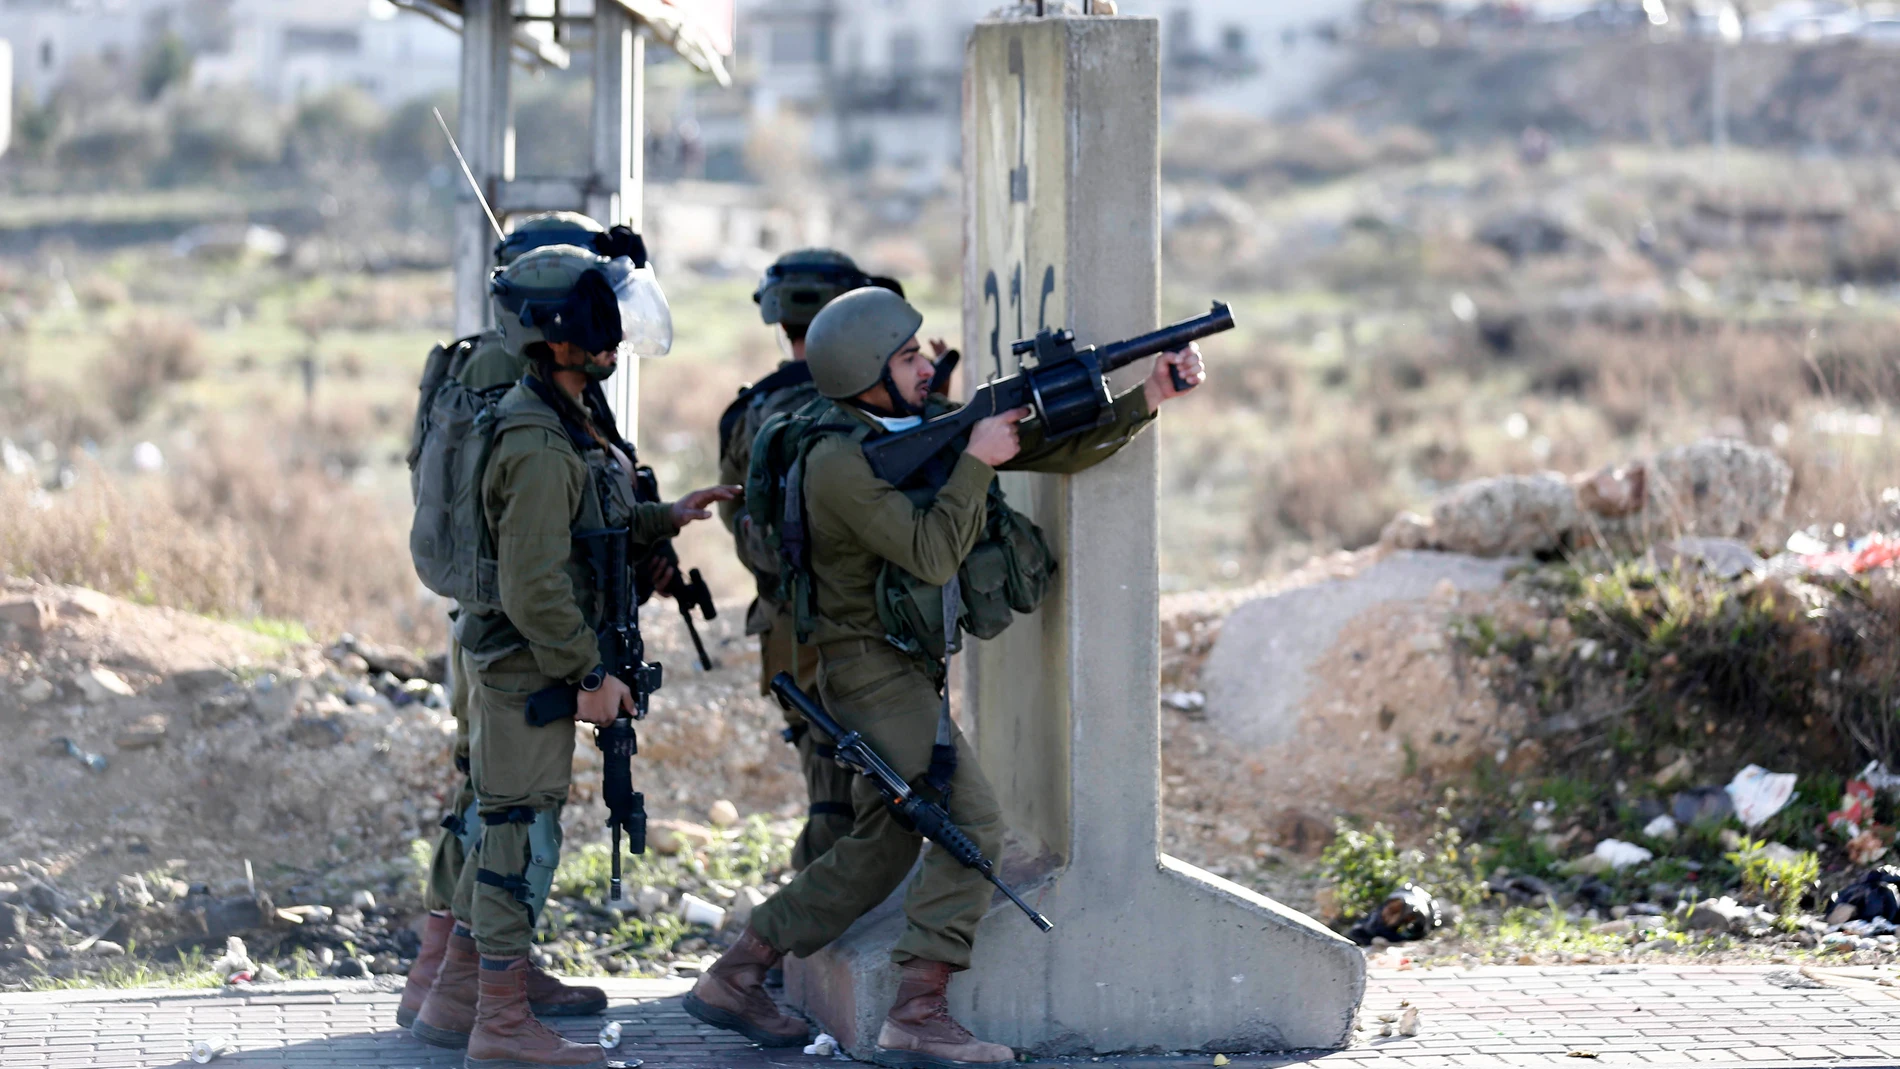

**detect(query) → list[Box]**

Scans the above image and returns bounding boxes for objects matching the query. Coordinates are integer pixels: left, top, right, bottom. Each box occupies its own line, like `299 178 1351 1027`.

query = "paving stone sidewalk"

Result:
1 965 1898 1069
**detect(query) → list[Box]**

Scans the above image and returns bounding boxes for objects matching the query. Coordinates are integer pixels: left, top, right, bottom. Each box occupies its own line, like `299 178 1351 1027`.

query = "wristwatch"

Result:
579 666 607 692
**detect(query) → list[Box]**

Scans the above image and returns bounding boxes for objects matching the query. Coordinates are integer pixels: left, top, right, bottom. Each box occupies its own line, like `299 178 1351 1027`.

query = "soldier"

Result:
719 249 923 871
409 242 739 1068
399 212 657 1031
686 287 1203 1066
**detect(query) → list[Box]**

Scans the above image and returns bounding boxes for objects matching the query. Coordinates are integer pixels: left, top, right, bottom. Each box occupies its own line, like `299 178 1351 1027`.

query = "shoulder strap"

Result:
516 373 598 453
719 361 816 453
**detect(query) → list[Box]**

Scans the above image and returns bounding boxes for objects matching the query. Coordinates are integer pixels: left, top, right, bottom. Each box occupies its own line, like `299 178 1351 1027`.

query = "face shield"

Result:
599 257 673 359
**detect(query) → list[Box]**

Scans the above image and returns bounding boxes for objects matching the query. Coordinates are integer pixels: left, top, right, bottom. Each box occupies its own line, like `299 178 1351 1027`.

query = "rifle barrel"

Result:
1094 302 1235 375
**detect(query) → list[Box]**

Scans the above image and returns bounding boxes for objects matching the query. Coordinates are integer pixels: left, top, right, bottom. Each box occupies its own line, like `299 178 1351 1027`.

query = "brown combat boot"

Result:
523 964 607 1017
410 926 479 1048
465 957 606 1069
682 925 809 1047
874 959 1014 1068
396 911 456 1028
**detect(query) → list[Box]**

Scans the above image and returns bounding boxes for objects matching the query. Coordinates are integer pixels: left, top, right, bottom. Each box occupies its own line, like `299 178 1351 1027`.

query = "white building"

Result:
0 0 463 106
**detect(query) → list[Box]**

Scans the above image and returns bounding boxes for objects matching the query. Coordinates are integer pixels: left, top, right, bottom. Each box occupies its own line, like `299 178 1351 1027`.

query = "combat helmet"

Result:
494 211 603 266
804 286 924 402
754 248 888 329
490 244 672 361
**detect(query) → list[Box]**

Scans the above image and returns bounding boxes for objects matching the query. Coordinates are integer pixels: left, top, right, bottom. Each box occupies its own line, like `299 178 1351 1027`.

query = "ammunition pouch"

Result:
874 483 1055 664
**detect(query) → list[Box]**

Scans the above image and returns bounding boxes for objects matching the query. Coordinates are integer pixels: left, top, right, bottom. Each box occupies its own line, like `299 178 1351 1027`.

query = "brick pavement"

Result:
1 966 1897 1069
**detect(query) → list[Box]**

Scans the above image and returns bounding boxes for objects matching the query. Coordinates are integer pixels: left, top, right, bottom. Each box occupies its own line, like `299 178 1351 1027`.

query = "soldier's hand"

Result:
965 407 1030 467
578 676 635 727
669 485 742 528
1143 343 1205 409
646 554 678 596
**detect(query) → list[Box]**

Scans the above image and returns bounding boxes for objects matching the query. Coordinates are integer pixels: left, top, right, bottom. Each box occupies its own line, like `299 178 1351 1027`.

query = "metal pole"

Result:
592 6 643 442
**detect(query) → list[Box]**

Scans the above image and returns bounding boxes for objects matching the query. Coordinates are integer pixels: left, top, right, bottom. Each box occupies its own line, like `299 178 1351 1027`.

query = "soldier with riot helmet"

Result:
399 211 667 1033
687 286 1203 1067
408 240 738 1068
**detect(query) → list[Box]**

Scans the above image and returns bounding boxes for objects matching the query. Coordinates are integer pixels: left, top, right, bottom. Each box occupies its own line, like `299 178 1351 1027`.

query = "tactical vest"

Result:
719 362 820 591
747 397 1057 665
446 380 642 666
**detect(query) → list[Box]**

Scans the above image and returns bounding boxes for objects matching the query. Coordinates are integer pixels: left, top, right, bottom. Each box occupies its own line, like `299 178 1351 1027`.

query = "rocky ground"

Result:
6 433 1900 990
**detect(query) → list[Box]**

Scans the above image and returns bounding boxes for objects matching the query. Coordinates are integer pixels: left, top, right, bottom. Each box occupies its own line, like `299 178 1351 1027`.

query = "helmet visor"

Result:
602 258 673 359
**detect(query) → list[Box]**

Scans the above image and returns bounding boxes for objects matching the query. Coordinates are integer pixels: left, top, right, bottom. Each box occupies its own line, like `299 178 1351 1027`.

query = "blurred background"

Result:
0 0 1897 651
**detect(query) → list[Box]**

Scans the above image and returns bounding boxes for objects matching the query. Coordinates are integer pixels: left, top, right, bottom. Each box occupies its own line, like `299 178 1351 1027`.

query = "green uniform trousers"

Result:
762 605 856 871
750 641 1004 970
454 648 575 959
424 632 476 914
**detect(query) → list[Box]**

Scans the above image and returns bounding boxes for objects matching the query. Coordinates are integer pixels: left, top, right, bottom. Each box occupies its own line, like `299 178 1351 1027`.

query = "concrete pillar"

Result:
453 0 513 337
784 15 1365 1059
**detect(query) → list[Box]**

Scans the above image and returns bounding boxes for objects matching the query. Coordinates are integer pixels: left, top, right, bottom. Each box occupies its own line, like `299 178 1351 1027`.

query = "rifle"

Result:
632 465 718 671
769 672 1054 932
583 523 659 902
862 302 1236 486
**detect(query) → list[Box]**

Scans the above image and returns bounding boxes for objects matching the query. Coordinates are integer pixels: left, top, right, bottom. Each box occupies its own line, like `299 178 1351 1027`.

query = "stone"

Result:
647 819 716 855
1686 897 1750 932
1641 439 1791 540
330 956 369 978
0 943 44 965
89 940 125 956
0 597 53 643
351 890 377 911
59 588 114 619
0 903 19 940
73 666 136 702
728 884 770 930
14 677 54 705
249 676 309 721
634 885 668 918
24 881 67 916
115 715 169 750
287 716 347 748
707 799 740 828
1655 537 1760 580
1423 472 1580 557
1271 808 1335 857
1575 463 1645 518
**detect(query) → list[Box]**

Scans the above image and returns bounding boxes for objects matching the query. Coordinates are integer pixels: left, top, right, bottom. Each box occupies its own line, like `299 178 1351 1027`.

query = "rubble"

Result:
1382 439 1791 557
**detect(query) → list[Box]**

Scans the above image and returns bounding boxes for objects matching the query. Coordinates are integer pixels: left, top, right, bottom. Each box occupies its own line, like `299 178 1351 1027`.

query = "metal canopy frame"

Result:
407 0 731 440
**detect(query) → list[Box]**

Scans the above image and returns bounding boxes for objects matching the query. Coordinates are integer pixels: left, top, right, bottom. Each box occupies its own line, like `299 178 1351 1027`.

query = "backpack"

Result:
408 362 515 611
406 333 486 476
746 398 1058 660
720 363 820 587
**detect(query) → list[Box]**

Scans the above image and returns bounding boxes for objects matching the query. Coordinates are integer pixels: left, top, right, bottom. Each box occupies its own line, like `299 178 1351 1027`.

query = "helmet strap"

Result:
876 364 924 418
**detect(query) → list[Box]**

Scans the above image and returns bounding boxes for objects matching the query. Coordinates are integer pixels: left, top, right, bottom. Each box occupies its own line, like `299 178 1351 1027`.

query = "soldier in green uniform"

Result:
399 212 659 1030
719 250 925 871
409 242 739 1068
686 287 1204 1067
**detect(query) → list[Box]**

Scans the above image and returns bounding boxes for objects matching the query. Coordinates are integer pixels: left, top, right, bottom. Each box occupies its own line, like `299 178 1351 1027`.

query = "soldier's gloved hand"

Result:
578 675 636 727
965 407 1030 467
596 225 648 267
668 484 742 528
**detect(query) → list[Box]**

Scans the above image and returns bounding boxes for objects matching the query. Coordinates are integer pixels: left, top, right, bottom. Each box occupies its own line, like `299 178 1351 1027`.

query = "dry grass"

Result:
0 422 443 649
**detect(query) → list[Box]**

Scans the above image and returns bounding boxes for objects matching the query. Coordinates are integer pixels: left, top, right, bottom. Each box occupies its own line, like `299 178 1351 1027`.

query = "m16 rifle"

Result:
861 302 1236 486
632 464 718 671
769 672 1054 932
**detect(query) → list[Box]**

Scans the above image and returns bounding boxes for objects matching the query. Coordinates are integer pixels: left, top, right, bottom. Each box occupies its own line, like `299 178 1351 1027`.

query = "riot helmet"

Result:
754 248 880 330
494 211 648 268
490 244 673 366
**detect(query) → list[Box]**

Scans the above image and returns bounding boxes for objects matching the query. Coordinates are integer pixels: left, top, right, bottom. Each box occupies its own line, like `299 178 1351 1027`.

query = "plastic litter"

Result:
1593 839 1653 870
1726 765 1796 828
189 1036 237 1063
598 1021 622 1049
1642 815 1679 840
1345 883 1442 945
680 892 727 929
1860 760 1900 794
52 737 108 773
1823 866 1900 925
804 1032 839 1057
1828 781 1876 836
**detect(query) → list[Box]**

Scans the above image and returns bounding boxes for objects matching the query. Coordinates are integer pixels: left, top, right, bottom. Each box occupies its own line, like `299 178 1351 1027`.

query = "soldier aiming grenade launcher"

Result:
861 301 1236 486
769 672 1054 933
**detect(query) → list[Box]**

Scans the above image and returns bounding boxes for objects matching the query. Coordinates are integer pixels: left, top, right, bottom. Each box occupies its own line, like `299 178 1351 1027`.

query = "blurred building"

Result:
0 0 461 105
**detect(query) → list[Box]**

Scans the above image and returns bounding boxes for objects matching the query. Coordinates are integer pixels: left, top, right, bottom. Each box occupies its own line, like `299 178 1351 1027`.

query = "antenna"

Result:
433 107 504 241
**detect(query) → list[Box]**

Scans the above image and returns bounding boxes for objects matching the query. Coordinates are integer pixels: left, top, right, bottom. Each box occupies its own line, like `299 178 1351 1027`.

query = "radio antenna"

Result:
433 107 504 241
